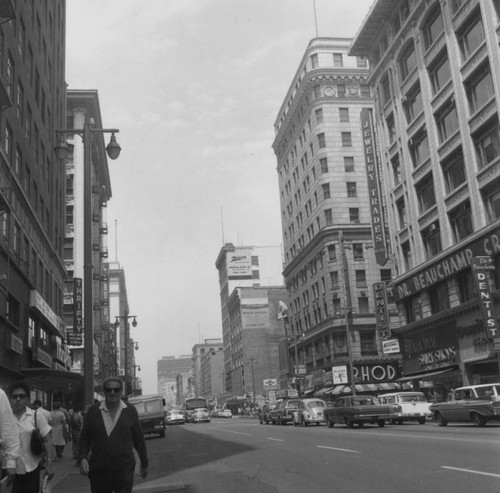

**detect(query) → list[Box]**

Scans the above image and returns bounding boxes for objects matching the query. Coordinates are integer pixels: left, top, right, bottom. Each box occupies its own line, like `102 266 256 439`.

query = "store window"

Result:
397 197 407 228
404 295 422 323
360 331 377 354
391 153 401 185
320 157 328 173
355 270 367 288
402 241 412 271
409 129 430 168
483 183 500 223
353 243 364 260
322 183 331 199
404 84 423 123
349 208 360 223
380 72 392 106
344 156 354 172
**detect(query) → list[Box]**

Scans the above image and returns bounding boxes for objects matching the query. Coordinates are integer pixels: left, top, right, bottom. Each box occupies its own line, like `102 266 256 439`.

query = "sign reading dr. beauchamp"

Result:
227 249 253 280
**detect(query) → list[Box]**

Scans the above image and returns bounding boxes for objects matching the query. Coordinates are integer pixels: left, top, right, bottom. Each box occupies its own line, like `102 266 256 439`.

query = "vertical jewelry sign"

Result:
360 108 388 266
471 256 499 349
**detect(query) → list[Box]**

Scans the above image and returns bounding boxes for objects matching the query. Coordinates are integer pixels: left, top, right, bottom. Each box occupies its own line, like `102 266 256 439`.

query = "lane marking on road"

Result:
441 466 500 479
217 429 252 436
266 437 285 442
317 445 360 454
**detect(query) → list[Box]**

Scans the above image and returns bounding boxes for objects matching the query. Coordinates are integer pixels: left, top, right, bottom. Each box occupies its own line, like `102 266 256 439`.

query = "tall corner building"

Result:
272 38 400 395
350 0 500 389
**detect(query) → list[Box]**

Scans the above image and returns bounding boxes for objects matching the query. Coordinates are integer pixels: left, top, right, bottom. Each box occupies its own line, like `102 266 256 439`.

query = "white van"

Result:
378 392 431 424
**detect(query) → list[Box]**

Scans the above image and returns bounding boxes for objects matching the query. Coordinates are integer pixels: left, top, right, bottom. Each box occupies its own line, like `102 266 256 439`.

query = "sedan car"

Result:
216 409 232 418
430 383 500 427
378 392 431 424
165 409 185 425
191 407 211 423
292 398 326 426
269 399 300 425
324 395 400 428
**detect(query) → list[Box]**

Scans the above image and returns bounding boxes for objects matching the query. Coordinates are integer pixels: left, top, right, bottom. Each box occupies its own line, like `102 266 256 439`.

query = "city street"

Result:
53 417 500 492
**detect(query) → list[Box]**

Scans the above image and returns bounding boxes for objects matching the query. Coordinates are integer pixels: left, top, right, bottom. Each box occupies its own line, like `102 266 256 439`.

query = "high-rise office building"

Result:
350 0 500 388
272 38 401 395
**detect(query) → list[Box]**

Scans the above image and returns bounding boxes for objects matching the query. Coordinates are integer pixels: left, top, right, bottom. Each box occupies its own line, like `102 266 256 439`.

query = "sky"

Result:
65 0 375 394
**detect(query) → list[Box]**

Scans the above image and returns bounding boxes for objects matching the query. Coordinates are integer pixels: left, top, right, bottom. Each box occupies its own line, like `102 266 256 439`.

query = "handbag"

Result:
30 411 45 455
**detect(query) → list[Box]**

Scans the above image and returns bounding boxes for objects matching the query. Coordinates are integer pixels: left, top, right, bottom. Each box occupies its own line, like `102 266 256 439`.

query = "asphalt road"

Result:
53 418 500 492
139 417 500 493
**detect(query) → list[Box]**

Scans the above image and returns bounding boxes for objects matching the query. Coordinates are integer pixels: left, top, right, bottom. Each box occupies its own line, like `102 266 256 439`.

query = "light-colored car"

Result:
430 383 500 427
219 409 232 418
191 407 211 423
293 398 326 426
378 392 431 424
166 409 185 425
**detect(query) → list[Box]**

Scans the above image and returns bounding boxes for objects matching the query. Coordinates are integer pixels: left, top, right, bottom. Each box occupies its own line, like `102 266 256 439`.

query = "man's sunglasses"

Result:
104 387 122 394
10 393 27 400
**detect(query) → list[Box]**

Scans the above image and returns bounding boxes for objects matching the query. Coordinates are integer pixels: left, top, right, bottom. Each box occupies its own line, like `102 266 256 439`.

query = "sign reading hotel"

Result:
227 249 253 280
471 256 499 346
361 108 388 266
373 281 391 339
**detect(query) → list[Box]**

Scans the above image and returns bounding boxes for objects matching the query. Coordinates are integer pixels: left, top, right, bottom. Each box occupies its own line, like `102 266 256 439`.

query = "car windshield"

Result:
475 386 499 399
399 395 427 403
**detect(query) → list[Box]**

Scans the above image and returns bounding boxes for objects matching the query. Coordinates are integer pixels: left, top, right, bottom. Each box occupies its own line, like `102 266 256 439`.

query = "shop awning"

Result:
21 368 83 394
315 387 335 395
329 385 347 394
398 366 459 382
303 388 316 396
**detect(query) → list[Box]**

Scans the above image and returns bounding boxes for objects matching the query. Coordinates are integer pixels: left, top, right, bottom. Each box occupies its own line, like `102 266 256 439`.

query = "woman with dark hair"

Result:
50 401 67 460
6 382 55 493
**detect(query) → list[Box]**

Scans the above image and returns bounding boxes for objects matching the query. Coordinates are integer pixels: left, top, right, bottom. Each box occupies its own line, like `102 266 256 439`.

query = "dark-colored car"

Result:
430 383 500 427
258 404 275 424
269 399 301 425
324 395 400 428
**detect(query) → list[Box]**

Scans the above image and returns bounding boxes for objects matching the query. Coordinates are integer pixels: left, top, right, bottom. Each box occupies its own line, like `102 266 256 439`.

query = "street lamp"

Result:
114 314 138 396
339 230 357 396
54 122 121 409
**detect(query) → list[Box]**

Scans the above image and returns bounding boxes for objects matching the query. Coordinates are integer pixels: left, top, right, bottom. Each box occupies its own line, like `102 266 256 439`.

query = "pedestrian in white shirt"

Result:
0 387 20 487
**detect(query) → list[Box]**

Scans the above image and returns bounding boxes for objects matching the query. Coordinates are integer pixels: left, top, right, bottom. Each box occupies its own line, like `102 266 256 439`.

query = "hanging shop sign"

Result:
471 256 499 347
373 281 391 339
361 108 388 266
73 278 83 333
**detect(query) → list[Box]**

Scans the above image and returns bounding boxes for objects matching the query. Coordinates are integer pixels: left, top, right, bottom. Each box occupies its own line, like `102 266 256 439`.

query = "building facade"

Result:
157 355 192 407
200 345 224 405
191 338 223 398
272 38 401 396
0 0 79 404
350 0 500 392
215 243 285 400
62 90 114 398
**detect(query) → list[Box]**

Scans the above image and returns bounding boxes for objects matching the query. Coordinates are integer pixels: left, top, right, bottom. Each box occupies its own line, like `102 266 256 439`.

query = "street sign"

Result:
332 365 348 384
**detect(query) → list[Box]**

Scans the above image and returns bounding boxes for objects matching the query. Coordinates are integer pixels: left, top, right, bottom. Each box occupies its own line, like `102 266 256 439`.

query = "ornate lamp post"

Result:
114 314 138 396
54 123 121 408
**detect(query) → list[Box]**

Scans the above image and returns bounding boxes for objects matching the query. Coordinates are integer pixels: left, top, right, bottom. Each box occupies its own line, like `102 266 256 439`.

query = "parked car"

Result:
269 399 301 425
216 409 232 418
292 398 326 426
378 392 431 424
191 408 211 423
324 395 400 428
258 404 275 424
429 383 500 427
166 409 185 425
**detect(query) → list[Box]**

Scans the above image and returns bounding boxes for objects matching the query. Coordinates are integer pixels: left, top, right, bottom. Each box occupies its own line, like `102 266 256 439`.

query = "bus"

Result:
183 397 208 422
129 394 167 438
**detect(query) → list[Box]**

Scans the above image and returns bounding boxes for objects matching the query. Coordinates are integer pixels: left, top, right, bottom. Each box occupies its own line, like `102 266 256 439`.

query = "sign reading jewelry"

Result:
373 281 391 339
361 108 388 266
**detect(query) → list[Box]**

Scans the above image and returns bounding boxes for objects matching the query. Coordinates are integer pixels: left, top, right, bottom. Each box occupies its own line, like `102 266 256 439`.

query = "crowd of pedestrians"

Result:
0 375 148 493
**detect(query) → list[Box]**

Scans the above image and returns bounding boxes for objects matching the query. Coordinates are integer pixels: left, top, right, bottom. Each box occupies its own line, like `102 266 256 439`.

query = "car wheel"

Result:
358 422 364 428
316 422 320 426
280 418 285 425
471 413 486 427
436 412 448 427
159 430 165 438
345 417 355 429
418 417 426 425
327 417 334 428
397 419 404 425
377 419 385 428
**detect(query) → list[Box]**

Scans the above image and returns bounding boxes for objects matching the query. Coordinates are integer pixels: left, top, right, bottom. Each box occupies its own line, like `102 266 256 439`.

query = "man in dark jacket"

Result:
78 376 148 493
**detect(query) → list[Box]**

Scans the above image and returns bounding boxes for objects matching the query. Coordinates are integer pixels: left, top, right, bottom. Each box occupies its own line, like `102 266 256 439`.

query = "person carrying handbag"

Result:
6 382 54 493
